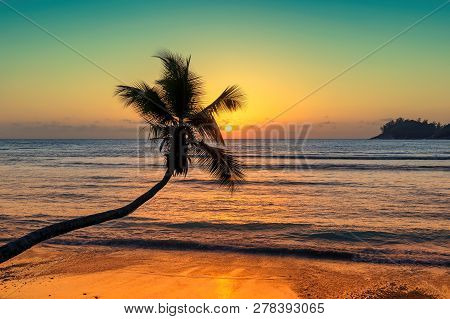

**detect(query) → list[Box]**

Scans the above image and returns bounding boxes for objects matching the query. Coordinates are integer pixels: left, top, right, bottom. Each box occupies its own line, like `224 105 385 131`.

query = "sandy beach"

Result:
1 246 448 299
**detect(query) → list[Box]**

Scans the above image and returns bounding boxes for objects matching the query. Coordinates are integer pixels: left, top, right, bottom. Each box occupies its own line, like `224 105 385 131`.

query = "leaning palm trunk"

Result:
0 170 172 264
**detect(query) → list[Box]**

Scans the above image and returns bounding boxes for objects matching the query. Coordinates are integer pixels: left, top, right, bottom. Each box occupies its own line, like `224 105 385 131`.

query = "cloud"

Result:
0 118 384 139
0 121 143 139
316 121 336 126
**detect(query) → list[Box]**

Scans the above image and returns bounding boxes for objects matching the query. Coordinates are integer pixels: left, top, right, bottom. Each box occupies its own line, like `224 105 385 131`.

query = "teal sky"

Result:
1 0 449 138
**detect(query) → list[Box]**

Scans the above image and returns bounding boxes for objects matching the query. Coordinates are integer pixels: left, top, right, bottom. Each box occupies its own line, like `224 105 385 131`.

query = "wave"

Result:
35 161 449 172
243 163 450 171
146 221 312 231
86 175 124 180
106 221 450 246
47 238 450 267
174 179 358 186
239 155 450 160
58 162 134 167
301 230 450 243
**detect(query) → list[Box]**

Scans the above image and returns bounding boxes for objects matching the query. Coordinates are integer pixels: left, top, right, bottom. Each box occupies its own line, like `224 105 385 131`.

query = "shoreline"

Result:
24 238 450 267
1 246 448 299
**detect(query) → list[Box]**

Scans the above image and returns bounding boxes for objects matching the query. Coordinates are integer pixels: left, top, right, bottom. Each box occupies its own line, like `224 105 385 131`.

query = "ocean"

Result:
0 139 449 266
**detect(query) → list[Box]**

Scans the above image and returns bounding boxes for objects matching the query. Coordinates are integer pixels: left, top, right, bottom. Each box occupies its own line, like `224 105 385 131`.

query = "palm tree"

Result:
0 51 245 264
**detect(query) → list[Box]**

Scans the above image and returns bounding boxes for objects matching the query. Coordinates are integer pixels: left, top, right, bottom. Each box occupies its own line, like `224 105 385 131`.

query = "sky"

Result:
0 0 449 138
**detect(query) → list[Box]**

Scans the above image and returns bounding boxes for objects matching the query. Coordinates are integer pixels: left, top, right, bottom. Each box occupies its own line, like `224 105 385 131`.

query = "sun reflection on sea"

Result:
215 277 234 298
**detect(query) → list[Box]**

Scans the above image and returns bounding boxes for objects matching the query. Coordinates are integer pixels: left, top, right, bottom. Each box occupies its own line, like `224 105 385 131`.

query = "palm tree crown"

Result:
115 51 245 190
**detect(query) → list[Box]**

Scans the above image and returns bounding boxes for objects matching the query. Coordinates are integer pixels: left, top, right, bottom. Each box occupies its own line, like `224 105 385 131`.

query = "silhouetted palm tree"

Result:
0 51 245 264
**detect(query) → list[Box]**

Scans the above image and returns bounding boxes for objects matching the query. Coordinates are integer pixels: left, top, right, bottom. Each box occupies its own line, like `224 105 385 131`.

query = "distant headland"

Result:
372 118 450 140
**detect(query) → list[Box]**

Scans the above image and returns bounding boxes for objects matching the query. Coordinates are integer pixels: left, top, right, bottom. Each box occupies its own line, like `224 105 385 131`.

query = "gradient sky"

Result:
1 0 449 138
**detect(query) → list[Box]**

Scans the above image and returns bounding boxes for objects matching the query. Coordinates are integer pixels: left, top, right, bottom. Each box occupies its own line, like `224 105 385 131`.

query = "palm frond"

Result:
187 86 245 144
115 82 175 124
147 124 171 140
154 51 204 118
188 112 224 145
195 85 244 117
191 141 245 192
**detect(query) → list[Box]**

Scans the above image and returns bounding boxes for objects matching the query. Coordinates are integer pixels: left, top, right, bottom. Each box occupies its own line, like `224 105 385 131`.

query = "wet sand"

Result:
0 246 448 299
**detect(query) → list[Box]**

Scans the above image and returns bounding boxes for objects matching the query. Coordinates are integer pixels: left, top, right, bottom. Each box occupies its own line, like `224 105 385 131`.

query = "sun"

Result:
224 124 233 133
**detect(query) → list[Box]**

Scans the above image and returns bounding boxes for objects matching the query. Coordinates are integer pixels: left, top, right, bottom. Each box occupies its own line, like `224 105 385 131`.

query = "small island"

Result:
372 118 450 139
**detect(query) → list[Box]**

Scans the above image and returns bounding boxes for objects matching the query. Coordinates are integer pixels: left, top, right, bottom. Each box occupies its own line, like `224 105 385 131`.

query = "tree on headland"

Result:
0 51 245 264
372 118 450 139
433 123 450 139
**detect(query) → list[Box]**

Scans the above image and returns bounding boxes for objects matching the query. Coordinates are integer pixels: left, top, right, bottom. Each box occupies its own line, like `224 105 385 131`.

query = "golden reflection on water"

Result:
215 277 234 298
